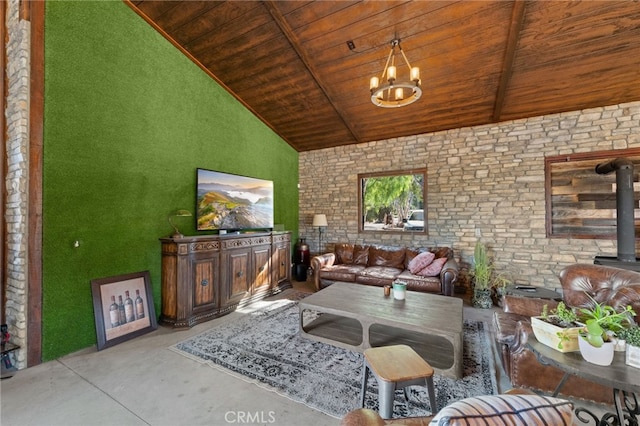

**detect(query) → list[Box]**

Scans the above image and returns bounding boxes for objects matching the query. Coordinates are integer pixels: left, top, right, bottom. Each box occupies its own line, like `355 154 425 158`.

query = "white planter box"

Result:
626 345 640 368
531 316 581 352
579 336 615 366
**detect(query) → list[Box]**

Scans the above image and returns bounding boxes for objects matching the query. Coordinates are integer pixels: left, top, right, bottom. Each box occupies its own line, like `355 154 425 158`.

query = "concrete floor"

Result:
0 281 606 426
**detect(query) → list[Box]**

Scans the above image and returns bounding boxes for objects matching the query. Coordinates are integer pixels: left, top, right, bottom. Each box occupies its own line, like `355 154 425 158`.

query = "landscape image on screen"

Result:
196 168 274 231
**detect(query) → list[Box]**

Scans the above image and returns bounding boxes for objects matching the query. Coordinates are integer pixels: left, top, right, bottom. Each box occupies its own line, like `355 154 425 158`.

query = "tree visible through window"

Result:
358 169 427 233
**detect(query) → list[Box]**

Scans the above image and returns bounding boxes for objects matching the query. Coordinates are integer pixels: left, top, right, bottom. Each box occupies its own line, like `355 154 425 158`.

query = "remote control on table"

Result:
515 285 537 291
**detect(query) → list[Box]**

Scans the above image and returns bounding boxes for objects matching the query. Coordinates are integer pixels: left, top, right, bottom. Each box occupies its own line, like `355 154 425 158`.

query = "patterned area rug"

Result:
170 295 498 419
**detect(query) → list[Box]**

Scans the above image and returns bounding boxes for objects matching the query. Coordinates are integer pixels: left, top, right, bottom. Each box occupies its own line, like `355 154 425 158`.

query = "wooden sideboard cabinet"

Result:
160 231 291 328
272 233 291 287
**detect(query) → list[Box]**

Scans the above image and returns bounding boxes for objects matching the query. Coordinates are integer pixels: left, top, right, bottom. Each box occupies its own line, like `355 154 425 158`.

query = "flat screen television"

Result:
196 168 274 232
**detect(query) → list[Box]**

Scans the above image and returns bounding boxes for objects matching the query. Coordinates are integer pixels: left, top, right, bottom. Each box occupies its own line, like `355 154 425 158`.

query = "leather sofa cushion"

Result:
368 245 406 269
320 264 366 282
334 243 355 265
432 247 453 260
396 271 441 293
353 244 370 265
356 266 403 286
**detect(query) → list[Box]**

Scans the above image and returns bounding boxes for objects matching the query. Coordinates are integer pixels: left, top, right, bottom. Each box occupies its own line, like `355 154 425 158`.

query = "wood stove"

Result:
593 158 640 272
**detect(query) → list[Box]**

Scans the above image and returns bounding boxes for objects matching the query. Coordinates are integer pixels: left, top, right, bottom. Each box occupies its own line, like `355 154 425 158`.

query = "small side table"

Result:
360 344 437 419
505 285 562 300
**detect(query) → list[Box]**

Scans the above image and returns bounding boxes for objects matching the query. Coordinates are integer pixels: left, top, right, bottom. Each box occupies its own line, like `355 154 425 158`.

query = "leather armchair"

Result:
493 263 640 404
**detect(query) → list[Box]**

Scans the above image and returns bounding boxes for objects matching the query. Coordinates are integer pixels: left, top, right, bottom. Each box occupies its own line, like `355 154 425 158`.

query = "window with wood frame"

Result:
545 148 640 238
358 169 427 234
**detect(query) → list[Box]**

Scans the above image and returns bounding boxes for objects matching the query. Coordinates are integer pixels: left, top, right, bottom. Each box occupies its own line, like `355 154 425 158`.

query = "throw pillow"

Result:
408 251 435 274
418 256 447 277
430 394 575 426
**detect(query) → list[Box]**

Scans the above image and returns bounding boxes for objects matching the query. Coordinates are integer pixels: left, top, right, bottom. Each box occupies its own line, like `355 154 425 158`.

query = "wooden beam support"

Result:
493 0 527 122
262 0 362 144
28 0 45 366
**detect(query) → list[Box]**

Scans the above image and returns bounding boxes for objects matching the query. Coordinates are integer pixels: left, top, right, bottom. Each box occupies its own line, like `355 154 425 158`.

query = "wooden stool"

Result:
360 344 437 419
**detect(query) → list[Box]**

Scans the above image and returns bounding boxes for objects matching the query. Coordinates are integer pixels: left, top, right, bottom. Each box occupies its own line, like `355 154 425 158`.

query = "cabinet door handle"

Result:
281 262 286 266
201 279 209 286
237 271 244 277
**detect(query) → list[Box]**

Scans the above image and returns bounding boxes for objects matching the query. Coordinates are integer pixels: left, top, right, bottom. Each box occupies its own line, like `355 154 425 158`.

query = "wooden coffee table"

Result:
299 282 463 378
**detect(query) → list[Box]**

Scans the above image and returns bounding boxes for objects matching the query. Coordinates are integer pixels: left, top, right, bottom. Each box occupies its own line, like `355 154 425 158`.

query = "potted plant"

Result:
470 240 493 309
617 326 640 368
576 295 636 366
531 302 582 352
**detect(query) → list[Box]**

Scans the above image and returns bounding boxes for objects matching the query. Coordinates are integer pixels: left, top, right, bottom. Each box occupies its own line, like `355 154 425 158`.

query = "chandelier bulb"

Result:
387 65 396 82
370 76 379 90
411 67 420 82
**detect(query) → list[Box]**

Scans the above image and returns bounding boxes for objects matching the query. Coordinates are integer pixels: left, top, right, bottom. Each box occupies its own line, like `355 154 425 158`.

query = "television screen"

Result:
196 168 274 231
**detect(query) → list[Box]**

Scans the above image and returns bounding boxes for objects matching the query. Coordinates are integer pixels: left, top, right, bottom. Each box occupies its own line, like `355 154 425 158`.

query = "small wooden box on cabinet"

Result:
160 232 291 328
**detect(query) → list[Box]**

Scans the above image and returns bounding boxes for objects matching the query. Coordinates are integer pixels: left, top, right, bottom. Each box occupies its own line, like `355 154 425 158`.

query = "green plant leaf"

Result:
584 332 604 348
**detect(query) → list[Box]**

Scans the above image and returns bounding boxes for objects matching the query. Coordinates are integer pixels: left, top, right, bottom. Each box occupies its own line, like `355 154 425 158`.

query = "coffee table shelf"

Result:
299 282 463 379
303 313 363 347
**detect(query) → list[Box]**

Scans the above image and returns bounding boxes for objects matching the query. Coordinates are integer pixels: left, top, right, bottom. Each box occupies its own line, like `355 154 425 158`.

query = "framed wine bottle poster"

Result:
91 270 157 351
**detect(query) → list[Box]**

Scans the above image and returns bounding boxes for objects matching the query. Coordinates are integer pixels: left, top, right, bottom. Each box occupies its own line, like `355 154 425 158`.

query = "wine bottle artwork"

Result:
92 271 157 351
109 295 120 328
124 291 135 323
118 295 126 325
135 289 145 319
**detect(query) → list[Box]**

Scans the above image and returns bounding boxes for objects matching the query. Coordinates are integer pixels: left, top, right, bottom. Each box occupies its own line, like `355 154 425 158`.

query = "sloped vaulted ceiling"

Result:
127 0 640 152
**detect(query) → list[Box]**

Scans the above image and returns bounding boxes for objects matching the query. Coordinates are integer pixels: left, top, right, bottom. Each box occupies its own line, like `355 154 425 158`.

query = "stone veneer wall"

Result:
299 101 640 290
4 0 29 368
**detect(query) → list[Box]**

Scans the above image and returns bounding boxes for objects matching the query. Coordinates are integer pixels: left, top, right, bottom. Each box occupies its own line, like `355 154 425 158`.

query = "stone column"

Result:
4 0 30 369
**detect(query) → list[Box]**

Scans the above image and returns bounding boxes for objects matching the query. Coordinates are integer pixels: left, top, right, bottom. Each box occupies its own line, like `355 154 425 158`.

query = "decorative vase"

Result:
294 238 310 281
578 337 615 366
393 281 407 300
472 288 493 309
530 316 580 352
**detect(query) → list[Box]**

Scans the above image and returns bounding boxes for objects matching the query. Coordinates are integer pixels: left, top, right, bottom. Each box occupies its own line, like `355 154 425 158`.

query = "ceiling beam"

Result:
492 0 527 122
262 0 362 144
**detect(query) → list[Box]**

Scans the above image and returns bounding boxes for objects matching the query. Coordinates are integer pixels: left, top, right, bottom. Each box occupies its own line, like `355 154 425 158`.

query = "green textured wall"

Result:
42 1 298 360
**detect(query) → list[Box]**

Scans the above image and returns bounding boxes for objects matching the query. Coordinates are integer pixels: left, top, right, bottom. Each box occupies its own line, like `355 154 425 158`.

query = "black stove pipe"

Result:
595 158 636 262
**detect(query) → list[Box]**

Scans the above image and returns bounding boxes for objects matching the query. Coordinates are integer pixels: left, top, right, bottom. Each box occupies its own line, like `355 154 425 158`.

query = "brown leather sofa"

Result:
310 244 459 296
493 263 640 404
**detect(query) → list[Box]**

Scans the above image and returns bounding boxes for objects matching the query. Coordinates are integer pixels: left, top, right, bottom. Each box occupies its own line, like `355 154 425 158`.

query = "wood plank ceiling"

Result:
127 1 640 153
